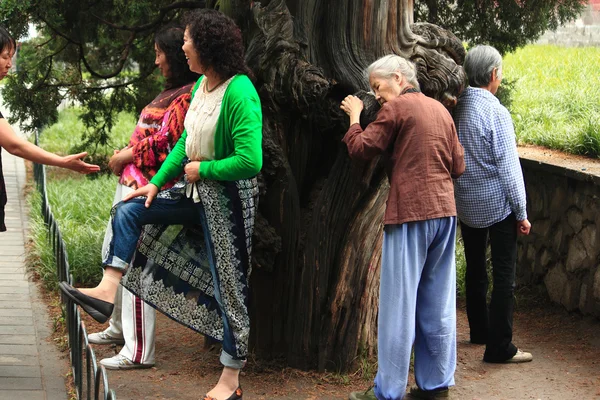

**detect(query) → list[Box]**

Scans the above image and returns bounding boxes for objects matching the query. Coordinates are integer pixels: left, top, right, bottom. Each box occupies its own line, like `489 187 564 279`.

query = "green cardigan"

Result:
150 74 262 187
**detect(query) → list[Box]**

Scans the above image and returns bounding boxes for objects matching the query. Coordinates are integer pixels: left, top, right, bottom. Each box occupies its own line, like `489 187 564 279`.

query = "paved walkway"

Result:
0 152 67 400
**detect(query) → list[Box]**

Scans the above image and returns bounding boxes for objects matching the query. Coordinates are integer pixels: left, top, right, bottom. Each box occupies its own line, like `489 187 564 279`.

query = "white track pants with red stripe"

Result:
102 184 156 365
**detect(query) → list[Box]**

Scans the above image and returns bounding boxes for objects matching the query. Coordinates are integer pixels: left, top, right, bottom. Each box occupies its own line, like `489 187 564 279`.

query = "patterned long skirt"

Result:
121 177 258 365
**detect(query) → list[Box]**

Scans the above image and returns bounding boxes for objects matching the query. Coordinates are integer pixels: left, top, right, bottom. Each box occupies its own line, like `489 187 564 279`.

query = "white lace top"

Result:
184 76 234 162
184 76 234 202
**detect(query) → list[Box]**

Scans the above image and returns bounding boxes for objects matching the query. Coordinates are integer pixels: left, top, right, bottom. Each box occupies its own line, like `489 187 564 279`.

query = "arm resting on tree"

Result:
199 97 263 181
342 104 398 161
149 130 188 188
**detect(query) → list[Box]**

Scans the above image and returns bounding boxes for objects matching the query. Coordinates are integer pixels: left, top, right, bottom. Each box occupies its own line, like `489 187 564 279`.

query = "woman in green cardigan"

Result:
61 10 261 400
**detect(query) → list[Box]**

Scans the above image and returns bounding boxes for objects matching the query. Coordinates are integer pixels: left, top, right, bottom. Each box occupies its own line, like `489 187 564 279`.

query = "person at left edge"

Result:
0 26 100 233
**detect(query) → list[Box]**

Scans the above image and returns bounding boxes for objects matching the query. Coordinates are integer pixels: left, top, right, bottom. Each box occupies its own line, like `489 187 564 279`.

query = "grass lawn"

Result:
503 45 600 157
27 173 117 287
37 107 135 155
27 107 135 287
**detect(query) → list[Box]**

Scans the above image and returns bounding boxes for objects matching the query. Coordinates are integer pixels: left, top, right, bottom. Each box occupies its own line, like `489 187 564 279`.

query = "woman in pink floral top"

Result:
108 26 198 190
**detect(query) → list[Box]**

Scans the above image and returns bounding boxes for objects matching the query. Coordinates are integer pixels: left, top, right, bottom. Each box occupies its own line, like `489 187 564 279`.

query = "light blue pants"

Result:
374 217 457 400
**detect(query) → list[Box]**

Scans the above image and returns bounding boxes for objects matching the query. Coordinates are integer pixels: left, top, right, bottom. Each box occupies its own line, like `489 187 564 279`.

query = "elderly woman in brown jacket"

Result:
341 55 464 400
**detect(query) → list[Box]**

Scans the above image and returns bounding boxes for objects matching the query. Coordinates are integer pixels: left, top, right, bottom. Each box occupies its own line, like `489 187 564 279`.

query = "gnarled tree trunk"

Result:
235 0 465 371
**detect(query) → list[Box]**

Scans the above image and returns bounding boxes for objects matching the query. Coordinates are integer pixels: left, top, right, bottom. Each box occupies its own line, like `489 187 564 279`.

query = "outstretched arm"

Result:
0 119 99 174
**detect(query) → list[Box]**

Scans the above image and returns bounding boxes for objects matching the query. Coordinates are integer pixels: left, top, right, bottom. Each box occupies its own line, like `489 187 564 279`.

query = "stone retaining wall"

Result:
536 4 600 46
517 157 600 317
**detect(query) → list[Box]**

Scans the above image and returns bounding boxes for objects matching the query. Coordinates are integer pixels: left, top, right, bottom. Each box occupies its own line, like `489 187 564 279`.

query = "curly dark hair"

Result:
183 9 252 80
154 23 200 89
0 26 16 54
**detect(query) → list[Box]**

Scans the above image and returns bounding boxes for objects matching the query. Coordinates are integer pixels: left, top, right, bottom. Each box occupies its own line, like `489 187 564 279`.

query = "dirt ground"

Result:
45 146 600 399
518 144 600 176
67 290 600 400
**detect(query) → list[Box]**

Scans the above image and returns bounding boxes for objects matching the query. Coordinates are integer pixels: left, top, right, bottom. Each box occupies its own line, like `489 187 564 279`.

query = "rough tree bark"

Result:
233 0 465 371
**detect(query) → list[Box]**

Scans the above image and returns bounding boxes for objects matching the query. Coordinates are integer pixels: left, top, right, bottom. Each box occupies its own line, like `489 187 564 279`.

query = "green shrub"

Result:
32 107 136 175
27 191 57 288
455 235 467 297
576 116 600 158
495 77 517 112
26 106 134 288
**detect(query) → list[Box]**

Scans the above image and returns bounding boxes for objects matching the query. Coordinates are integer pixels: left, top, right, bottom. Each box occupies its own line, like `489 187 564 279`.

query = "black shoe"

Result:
59 282 114 323
203 386 243 400
405 386 451 399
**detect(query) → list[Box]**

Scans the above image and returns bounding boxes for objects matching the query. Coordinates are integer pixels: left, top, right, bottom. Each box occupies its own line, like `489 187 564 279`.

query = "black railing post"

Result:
31 130 116 399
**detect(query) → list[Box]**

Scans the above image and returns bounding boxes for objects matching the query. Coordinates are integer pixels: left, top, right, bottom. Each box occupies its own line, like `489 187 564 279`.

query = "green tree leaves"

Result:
0 0 585 149
1 0 205 141
415 0 585 54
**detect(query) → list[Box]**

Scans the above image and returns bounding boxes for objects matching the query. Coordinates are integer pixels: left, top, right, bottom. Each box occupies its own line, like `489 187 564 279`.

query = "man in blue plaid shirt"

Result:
454 45 532 364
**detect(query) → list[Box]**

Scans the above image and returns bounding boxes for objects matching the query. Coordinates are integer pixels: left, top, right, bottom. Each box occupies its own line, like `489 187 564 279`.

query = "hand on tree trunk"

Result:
340 95 364 126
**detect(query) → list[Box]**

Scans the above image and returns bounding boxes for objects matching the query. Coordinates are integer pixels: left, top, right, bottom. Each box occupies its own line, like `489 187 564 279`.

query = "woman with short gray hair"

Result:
366 54 421 90
463 45 503 89
342 54 465 400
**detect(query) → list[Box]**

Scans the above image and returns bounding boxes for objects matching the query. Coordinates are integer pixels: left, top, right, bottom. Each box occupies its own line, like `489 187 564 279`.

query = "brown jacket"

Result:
343 91 465 225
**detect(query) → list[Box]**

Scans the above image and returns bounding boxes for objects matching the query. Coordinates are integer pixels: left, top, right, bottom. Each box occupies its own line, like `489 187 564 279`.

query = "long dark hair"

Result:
183 9 252 80
154 23 199 89
0 26 16 54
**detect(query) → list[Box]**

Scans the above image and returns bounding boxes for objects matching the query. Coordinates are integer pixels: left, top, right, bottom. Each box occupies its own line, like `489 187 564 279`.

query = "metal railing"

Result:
33 131 117 400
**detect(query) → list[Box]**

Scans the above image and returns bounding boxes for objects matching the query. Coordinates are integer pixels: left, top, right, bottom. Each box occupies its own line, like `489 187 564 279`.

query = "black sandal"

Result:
203 386 242 400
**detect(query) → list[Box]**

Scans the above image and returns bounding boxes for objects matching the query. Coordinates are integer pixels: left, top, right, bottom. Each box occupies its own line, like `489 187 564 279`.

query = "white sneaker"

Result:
505 349 533 363
87 330 125 345
99 354 154 370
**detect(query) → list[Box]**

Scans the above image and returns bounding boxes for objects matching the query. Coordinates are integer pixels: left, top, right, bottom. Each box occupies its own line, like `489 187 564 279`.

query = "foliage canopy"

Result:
0 0 585 151
415 0 586 54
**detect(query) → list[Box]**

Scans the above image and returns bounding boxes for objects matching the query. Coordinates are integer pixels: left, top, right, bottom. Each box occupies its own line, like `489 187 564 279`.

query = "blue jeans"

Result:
103 197 202 270
103 197 246 369
374 217 457 400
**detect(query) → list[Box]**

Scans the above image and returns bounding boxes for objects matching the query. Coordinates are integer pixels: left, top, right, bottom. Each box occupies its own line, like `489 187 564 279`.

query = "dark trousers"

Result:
460 213 518 362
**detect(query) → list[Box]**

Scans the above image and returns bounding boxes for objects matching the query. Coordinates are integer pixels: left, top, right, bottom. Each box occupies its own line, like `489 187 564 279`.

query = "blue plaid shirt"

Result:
453 87 527 228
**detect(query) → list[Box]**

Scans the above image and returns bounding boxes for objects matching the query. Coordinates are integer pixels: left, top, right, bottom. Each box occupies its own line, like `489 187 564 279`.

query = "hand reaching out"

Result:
61 152 100 174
